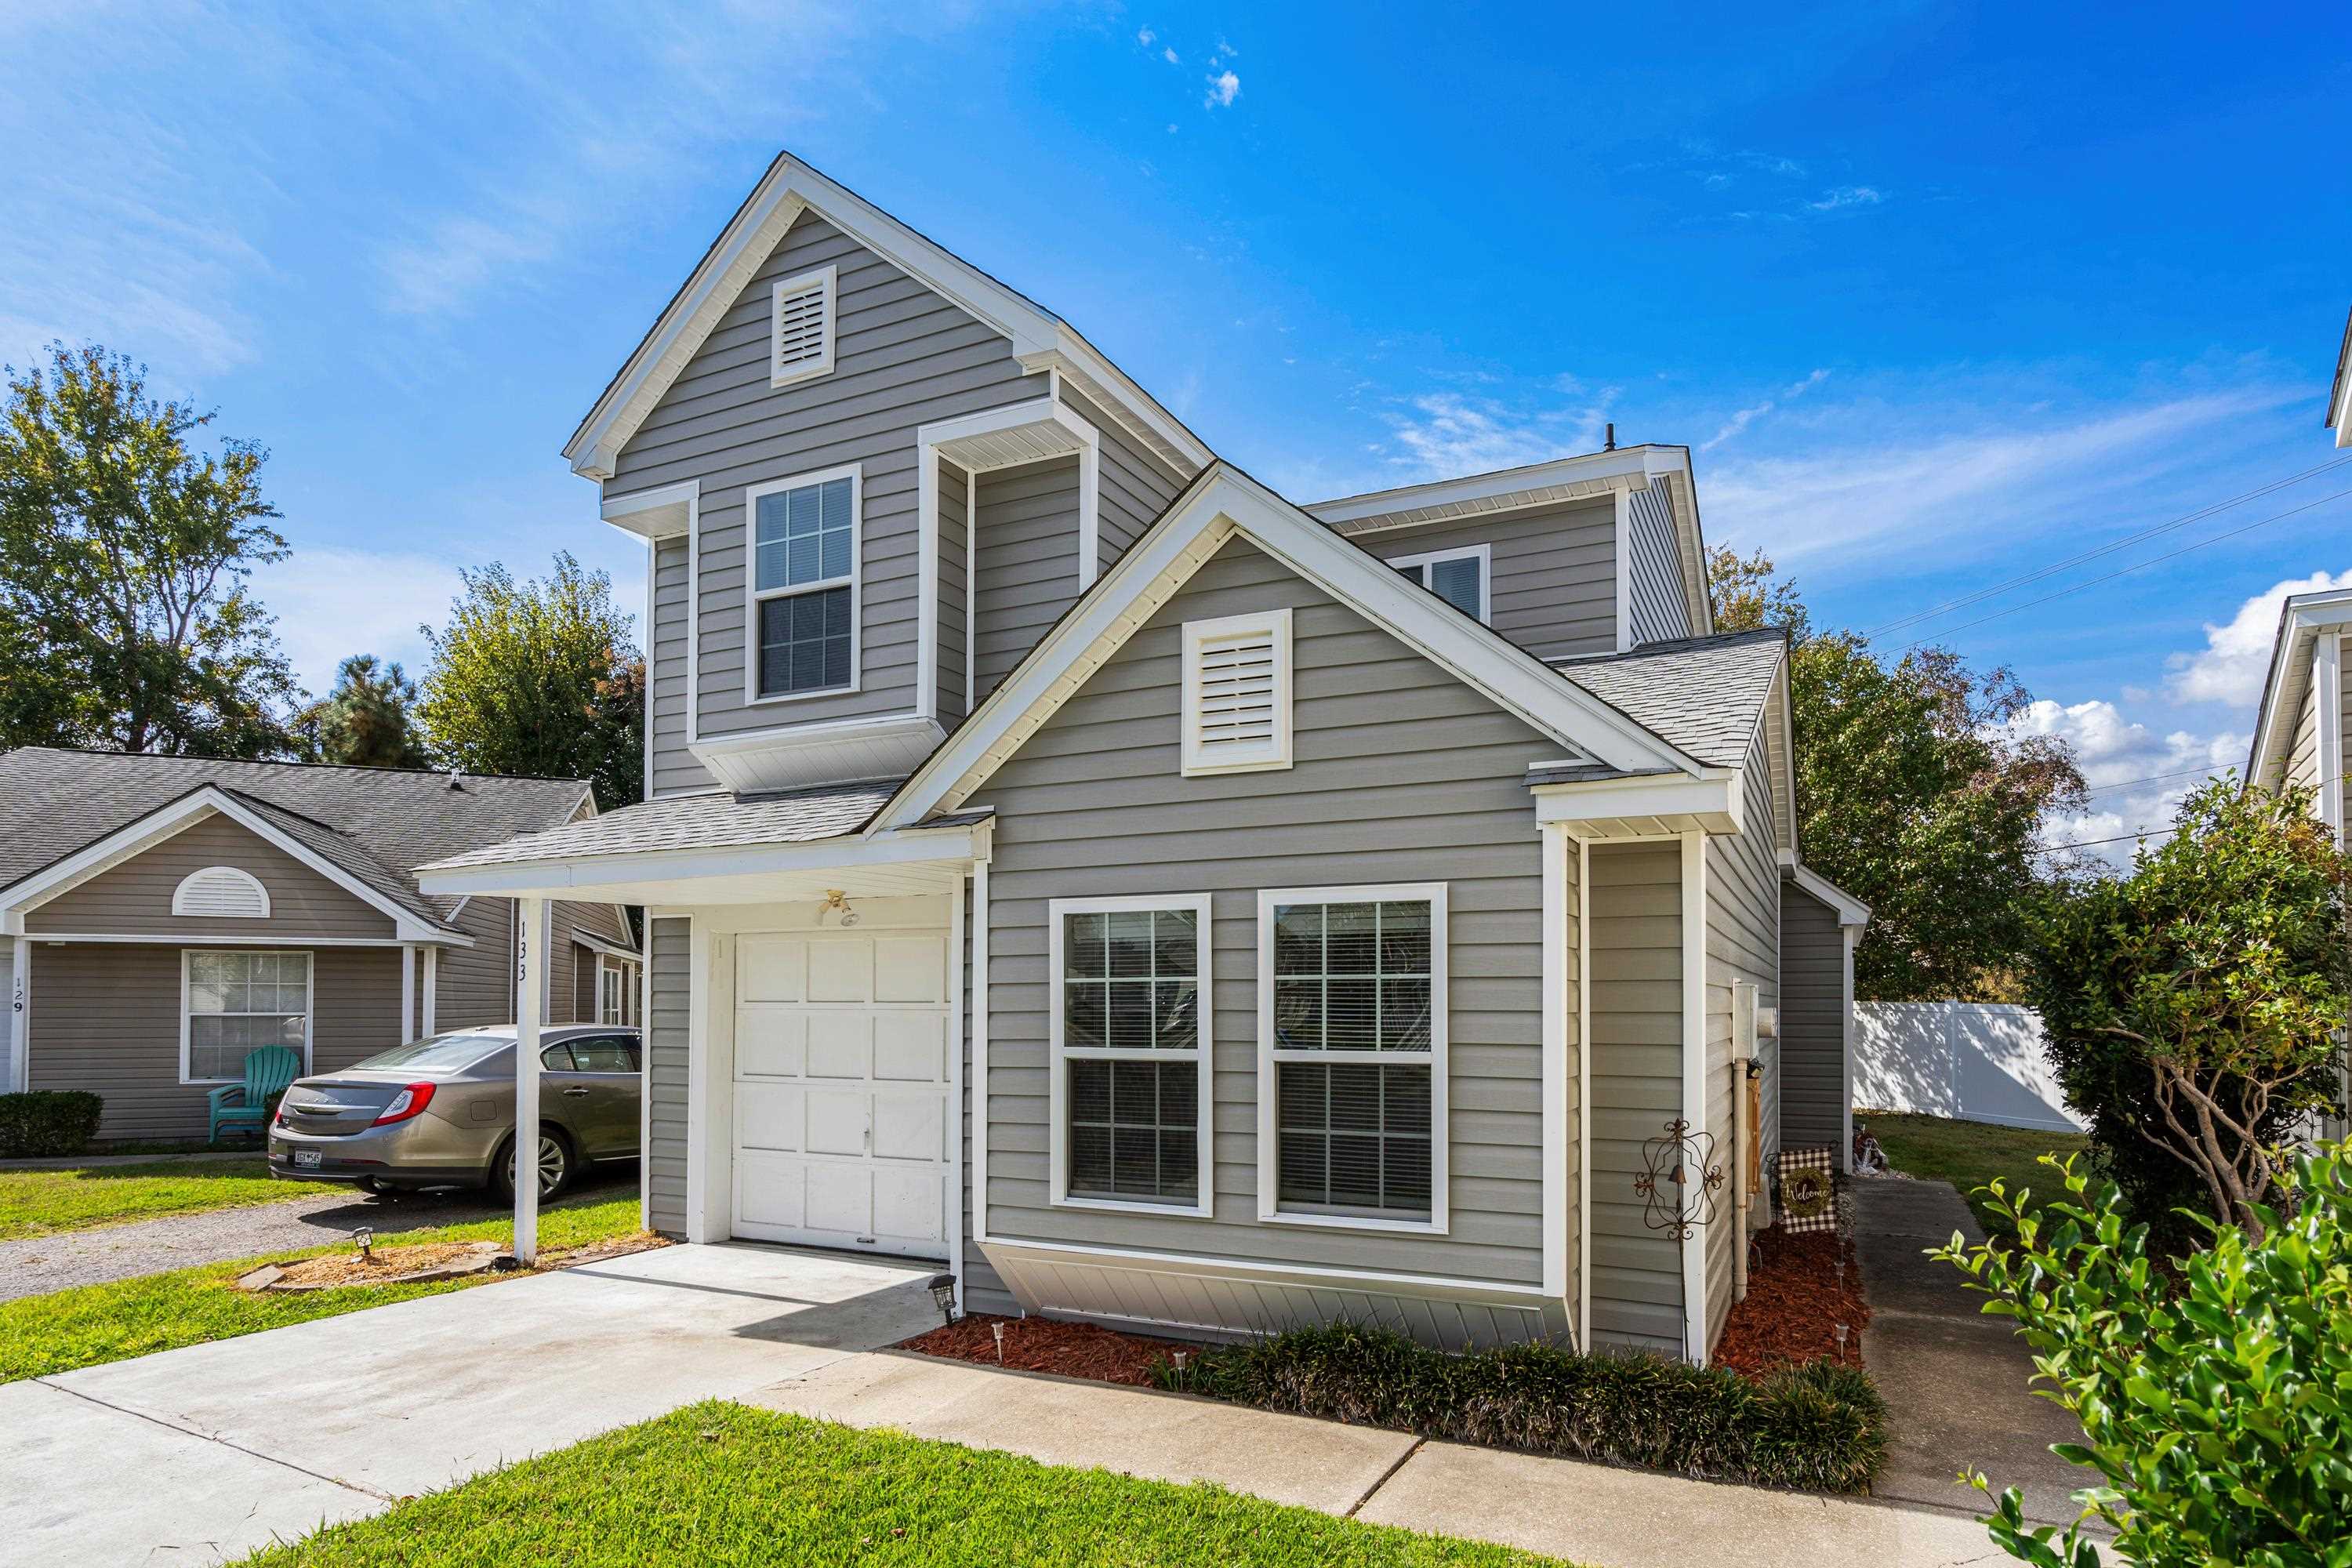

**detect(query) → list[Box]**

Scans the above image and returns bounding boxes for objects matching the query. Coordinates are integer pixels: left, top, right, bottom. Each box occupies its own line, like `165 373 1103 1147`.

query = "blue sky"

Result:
5 1 2348 857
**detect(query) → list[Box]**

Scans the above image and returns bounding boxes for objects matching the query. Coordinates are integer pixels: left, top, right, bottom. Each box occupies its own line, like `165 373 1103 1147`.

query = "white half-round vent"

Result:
172 866 271 920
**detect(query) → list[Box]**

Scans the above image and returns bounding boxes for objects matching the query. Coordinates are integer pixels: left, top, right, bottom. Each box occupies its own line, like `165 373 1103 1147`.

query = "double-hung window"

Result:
1258 884 1447 1231
746 466 859 701
1049 895 1214 1215
1387 543 1490 622
183 949 311 1084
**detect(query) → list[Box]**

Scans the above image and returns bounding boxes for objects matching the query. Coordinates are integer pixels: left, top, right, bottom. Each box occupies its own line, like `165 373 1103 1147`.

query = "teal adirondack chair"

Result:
209 1046 302 1143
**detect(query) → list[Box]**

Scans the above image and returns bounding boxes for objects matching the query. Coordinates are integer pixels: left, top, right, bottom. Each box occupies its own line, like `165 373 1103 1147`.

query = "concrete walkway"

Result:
1849 1178 2092 1529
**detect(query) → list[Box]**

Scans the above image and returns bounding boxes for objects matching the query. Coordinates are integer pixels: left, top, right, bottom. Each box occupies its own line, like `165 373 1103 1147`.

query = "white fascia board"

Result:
1530 771 1744 833
1306 445 1664 526
600 479 699 540
1021 328 1213 474
1778 853 1871 930
872 465 1700 832
2248 590 2352 790
416 825 978 900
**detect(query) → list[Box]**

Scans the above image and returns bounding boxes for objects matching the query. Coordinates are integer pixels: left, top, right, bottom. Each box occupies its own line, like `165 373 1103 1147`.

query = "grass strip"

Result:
0 1196 642 1384
241 1400 1574 1566
1857 1110 2090 1241
0 1159 343 1241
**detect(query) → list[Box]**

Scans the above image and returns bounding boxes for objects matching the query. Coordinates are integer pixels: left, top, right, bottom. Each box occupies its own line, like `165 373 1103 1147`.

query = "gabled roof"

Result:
1549 629 1787 770
567 150 1214 484
0 748 598 933
2248 586 2352 791
422 781 902 873
870 461 1715 834
2328 305 2352 445
1782 858 1871 929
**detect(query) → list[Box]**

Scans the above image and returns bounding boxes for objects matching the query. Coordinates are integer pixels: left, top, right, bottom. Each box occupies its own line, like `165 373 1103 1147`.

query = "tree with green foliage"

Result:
292 655 434 770
0 343 299 755
2024 781 2350 1240
416 554 643 808
1936 1150 2352 1566
1706 545 2085 1000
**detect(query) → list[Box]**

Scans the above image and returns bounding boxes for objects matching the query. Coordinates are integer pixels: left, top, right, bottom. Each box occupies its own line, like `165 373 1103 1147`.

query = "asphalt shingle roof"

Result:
0 748 596 927
1549 628 1787 769
419 779 906 872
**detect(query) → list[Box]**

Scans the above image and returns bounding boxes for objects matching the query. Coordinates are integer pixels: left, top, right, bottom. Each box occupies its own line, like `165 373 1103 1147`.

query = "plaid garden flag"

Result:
1776 1145 1838 1233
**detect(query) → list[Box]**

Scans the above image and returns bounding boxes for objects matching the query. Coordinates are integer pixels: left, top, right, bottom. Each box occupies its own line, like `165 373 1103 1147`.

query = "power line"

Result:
2079 763 2233 797
1899 483 2352 652
1865 453 2352 641
2034 826 2180 853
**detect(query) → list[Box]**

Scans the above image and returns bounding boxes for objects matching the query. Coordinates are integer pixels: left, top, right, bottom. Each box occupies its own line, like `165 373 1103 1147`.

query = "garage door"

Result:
731 929 951 1260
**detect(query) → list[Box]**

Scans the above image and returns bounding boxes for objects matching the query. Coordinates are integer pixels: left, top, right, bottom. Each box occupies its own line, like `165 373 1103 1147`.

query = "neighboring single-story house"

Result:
0 749 639 1142
414 150 1869 1365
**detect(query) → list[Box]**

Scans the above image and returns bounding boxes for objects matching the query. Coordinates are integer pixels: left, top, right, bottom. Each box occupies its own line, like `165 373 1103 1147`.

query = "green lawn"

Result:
241 1401 1571 1567
0 1158 343 1241
1858 1110 2092 1240
0 1196 643 1384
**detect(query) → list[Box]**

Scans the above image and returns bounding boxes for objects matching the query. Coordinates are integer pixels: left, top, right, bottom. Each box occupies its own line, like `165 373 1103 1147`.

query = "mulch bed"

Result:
1711 1222 1871 1377
898 1312 1204 1385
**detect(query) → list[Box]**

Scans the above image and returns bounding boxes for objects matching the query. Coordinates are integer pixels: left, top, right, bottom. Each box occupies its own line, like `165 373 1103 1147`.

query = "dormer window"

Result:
746 465 860 702
1388 543 1490 623
769 265 837 387
1181 609 1292 775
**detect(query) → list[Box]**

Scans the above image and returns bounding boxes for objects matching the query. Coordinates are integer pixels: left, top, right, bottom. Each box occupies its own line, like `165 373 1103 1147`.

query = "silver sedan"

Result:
267 1025 640 1200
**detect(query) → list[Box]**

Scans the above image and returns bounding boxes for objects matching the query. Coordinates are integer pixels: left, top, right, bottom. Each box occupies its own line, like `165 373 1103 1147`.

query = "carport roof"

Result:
417 779 915 872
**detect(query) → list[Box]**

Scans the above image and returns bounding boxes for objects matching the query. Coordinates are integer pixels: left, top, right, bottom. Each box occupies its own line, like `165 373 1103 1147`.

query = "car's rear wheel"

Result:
489 1130 573 1203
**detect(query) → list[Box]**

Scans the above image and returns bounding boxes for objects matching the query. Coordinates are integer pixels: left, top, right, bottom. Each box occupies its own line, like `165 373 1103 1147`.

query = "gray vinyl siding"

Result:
1354 499 1617 660
978 536 1562 1289
1059 382 1186 572
1704 724 1780 1352
1587 843 1686 1355
434 896 516 1031
938 460 971 724
612 210 1044 753
25 812 395 939
1779 874 1848 1165
2287 674 2320 797
31 942 402 1142
1624 485 1691 646
648 533 713 797
971 455 1083 706
645 916 691 1234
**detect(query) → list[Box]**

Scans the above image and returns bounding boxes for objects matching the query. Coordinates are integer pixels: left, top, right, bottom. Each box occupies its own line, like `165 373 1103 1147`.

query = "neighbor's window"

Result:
597 962 626 1025
1051 896 1213 1213
1259 886 1446 1229
1388 544 1490 623
747 466 858 699
183 949 310 1083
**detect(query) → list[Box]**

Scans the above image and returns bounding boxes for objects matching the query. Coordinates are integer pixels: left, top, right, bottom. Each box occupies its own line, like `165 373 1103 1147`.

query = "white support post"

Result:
400 946 416 1044
1539 822 1570 1308
1576 836 1592 1349
9 936 29 1094
515 895 544 1265
946 876 967 1312
421 948 438 1037
1678 830 1709 1366
970 829 993 1248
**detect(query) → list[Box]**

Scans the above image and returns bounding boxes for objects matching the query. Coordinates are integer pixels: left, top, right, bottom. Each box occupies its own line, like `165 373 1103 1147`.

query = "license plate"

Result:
292 1149 322 1170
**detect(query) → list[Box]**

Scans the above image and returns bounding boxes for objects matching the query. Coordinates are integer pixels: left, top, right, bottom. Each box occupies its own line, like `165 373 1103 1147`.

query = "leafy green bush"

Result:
1934 1148 2352 1566
1152 1319 1887 1494
0 1091 103 1158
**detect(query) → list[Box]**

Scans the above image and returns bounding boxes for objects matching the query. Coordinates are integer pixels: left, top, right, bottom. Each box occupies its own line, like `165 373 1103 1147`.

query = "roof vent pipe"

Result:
446 770 465 791
1603 422 1616 452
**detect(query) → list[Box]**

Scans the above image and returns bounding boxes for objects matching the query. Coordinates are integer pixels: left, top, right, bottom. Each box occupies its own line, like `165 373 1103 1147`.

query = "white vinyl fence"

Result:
1853 1002 2087 1134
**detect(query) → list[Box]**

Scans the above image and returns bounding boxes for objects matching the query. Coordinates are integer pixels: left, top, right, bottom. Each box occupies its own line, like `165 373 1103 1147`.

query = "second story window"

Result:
1387 543 1490 623
746 466 859 700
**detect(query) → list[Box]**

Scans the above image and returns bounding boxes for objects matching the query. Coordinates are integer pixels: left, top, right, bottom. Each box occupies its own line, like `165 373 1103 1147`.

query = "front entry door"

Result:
730 929 951 1259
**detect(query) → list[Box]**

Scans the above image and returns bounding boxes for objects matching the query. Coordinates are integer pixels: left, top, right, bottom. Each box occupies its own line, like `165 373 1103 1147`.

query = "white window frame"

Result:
1180 608 1294 777
768 264 838 387
597 958 630 1025
170 865 271 920
1386 543 1492 625
742 463 862 705
1255 881 1450 1235
1047 892 1215 1218
180 948 314 1086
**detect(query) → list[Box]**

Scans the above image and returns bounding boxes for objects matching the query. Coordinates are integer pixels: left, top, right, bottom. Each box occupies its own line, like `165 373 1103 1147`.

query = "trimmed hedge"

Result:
1153 1320 1887 1494
0 1091 103 1159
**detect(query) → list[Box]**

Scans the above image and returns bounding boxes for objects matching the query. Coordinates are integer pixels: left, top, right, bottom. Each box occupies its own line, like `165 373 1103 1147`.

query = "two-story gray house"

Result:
420 151 1867 1364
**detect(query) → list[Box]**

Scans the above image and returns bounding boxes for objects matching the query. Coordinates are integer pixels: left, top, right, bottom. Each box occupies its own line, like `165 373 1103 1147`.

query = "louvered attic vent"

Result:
172 865 271 920
1181 608 1293 776
770 264 837 387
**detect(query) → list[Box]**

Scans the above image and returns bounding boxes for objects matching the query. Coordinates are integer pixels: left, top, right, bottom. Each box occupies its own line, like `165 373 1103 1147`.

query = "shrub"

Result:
0 1091 104 1158
1152 1319 1887 1494
1934 1148 2352 1566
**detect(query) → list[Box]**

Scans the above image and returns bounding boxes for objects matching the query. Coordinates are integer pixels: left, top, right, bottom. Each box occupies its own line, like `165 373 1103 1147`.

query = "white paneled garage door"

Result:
731 929 951 1260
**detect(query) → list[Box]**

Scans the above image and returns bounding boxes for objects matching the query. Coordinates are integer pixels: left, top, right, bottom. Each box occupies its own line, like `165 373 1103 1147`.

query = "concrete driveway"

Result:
0 1243 941 1567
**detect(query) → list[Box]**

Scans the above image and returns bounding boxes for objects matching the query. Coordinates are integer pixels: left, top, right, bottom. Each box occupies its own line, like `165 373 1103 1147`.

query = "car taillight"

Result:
372 1082 437 1126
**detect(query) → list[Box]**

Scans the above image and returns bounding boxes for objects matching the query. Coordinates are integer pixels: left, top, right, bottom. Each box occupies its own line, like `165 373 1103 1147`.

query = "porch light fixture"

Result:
927 1272 958 1326
820 889 860 927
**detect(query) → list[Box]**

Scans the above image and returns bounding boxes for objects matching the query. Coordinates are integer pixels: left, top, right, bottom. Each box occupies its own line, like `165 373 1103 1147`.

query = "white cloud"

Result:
253 546 468 697
1136 26 1156 44
1163 45 1180 64
2005 697 2245 869
1808 185 1884 211
2164 568 2352 707
1203 69 1240 108
1700 368 1828 452
1375 387 1618 481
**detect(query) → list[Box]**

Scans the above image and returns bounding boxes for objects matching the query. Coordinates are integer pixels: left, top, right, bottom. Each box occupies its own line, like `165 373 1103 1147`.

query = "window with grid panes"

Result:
1054 901 1209 1207
751 472 855 696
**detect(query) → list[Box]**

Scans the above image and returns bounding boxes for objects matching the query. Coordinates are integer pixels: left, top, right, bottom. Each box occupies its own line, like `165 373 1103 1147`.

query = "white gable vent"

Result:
770 264 838 387
172 866 271 920
1181 608 1293 776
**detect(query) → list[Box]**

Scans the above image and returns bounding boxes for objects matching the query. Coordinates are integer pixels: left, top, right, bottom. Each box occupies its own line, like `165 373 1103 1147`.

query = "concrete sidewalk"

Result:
752 1352 2016 1568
